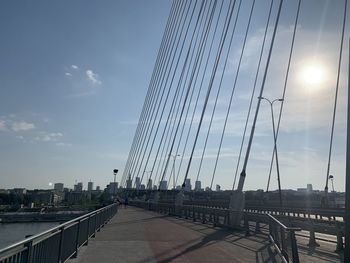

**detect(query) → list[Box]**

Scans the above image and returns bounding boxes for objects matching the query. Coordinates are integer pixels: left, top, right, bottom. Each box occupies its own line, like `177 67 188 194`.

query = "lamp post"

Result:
113 169 118 195
258 96 283 208
329 175 335 193
170 154 180 189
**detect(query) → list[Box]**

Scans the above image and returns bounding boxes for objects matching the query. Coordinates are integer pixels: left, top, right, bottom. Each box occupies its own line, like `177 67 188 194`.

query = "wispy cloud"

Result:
35 132 63 142
55 142 72 147
86 70 102 85
64 65 102 97
0 120 6 131
11 121 35 132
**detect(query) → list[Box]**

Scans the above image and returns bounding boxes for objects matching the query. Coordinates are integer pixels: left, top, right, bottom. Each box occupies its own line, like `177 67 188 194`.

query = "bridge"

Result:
118 0 350 261
0 202 344 262
1 0 350 262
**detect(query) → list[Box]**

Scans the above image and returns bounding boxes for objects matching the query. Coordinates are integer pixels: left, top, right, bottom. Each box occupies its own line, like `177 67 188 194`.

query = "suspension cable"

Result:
209 0 254 190
175 0 226 186
325 0 348 195
232 0 274 190
266 0 301 192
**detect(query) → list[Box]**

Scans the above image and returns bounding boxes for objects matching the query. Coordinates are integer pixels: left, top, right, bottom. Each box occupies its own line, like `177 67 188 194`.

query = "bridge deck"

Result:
69 207 341 263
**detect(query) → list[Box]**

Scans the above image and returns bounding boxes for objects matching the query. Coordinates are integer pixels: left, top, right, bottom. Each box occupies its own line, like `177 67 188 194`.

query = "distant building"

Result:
126 174 132 189
0 189 9 194
194 181 202 191
12 188 27 195
65 191 91 205
184 179 191 192
159 180 167 190
135 177 141 190
216 185 221 191
140 184 145 190
54 183 64 192
205 187 211 191
74 182 83 192
147 179 153 190
307 184 313 192
153 185 157 190
96 186 101 191
107 182 118 195
88 181 94 192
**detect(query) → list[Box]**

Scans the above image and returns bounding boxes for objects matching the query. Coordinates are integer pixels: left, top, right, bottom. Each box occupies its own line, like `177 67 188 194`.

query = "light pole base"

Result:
174 189 184 216
229 190 245 228
153 191 160 203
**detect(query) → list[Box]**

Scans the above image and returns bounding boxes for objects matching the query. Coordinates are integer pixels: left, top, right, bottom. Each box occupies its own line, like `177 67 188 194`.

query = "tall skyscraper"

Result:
126 174 132 189
194 181 201 191
135 177 141 189
184 179 191 192
88 181 94 191
147 179 153 190
159 180 167 190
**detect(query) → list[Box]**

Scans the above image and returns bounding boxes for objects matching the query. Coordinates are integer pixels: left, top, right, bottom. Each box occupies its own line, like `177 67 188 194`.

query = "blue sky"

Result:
0 0 349 192
0 0 169 189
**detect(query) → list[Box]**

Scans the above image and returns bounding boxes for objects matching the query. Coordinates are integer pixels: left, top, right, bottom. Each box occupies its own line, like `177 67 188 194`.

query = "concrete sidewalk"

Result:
69 206 280 263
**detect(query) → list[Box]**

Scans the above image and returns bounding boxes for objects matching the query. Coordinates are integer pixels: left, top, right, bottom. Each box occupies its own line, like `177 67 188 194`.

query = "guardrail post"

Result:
244 216 250 236
255 221 261 233
93 212 97 237
24 240 33 263
336 230 344 252
202 209 206 224
290 230 300 263
307 227 320 247
58 226 65 263
72 220 81 258
85 216 90 246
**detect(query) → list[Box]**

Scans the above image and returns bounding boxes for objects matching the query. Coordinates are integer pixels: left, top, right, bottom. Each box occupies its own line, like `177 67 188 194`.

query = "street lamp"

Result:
113 169 118 195
169 154 180 189
258 96 284 208
329 175 335 192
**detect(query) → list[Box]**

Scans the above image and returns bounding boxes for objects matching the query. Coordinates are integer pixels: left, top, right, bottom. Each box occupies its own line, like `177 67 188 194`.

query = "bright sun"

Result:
300 62 327 88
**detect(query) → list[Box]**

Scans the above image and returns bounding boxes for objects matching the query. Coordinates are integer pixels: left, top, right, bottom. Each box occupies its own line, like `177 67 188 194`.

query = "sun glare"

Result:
300 62 327 88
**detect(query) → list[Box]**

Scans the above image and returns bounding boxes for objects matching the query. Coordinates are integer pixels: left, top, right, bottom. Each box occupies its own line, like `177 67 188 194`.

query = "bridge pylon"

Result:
229 190 245 228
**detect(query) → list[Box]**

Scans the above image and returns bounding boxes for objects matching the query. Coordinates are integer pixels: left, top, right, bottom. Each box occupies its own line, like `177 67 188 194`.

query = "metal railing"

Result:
0 203 118 263
267 214 301 263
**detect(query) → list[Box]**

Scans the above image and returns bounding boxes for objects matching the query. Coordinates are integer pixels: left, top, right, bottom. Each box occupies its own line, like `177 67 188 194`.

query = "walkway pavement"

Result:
69 207 342 263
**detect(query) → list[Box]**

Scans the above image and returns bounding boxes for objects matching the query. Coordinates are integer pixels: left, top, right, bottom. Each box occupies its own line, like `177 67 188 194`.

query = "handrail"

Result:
0 203 115 254
0 203 118 263
267 213 300 263
267 214 301 231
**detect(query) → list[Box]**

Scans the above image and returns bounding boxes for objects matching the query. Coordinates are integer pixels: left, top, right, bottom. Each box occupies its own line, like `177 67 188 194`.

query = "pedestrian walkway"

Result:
69 206 282 263
69 206 344 262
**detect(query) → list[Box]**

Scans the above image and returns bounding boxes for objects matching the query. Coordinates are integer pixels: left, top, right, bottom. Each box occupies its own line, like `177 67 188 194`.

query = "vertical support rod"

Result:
58 227 65 263
345 37 350 262
270 102 283 209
